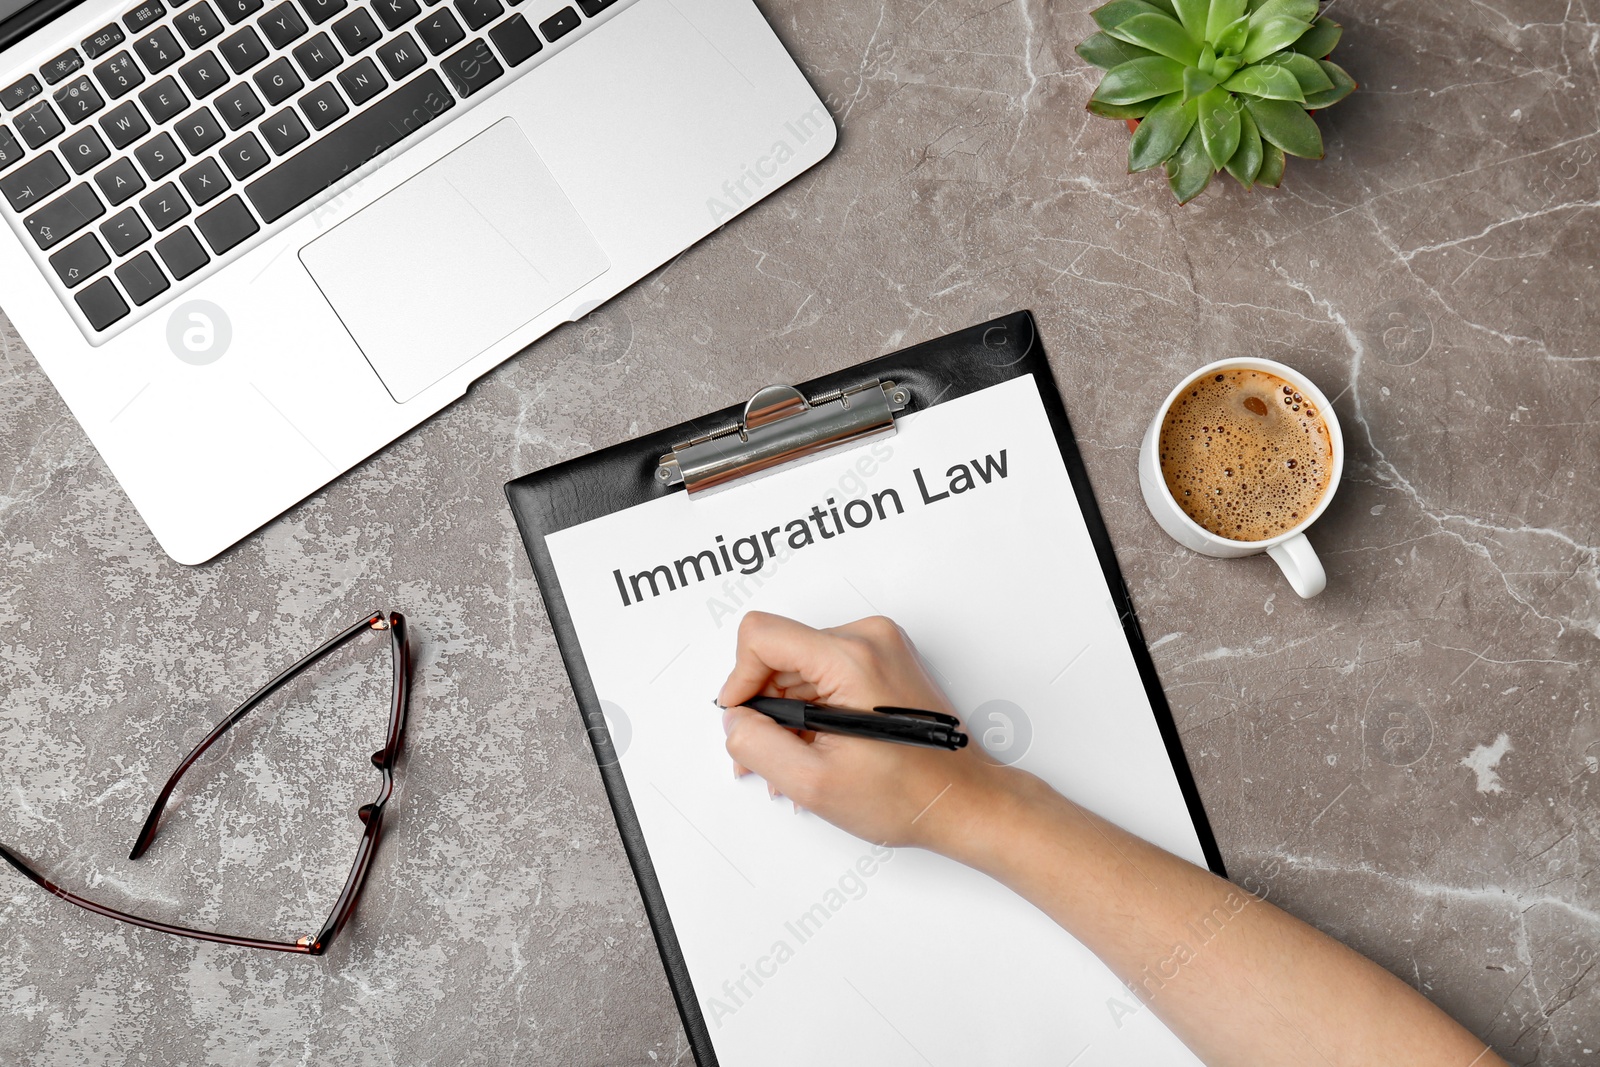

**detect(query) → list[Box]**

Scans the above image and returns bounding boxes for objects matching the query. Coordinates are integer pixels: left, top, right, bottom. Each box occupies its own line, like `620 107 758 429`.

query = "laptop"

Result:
0 0 834 563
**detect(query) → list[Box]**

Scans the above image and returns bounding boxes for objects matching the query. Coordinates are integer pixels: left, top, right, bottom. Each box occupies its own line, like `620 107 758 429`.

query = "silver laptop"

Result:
0 0 834 563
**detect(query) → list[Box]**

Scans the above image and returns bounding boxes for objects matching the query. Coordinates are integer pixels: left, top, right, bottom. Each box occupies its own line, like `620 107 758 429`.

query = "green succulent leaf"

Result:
1225 106 1265 186
1106 12 1202 65
1292 16 1342 58
1241 16 1312 64
1206 0 1248 42
1092 55 1188 104
1128 92 1198 171
1166 124 1214 203
1249 0 1318 25
1222 62 1305 100
1264 50 1335 93
1172 0 1211 37
1183 65 1220 101
1197 86 1242 167
1302 59 1356 108
1214 14 1251 54
1088 97 1155 119
1143 0 1180 15
1077 31 1158 69
1258 140 1287 185
1093 0 1171 34
1213 53 1243 79
1244 96 1324 157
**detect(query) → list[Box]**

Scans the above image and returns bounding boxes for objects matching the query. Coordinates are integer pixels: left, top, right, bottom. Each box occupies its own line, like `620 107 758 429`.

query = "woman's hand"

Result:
717 611 1028 855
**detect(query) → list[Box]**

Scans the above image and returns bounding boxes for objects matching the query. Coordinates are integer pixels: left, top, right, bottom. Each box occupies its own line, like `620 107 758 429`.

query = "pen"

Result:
724 696 969 751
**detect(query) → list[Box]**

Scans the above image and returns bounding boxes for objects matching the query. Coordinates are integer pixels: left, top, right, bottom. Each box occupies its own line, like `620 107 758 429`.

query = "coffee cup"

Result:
1138 358 1344 599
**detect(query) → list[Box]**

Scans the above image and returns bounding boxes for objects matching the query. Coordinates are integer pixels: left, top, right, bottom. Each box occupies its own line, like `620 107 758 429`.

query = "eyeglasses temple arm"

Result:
129 611 388 861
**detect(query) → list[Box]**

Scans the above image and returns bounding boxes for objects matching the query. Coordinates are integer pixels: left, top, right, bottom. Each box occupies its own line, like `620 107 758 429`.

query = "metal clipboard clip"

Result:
656 380 910 494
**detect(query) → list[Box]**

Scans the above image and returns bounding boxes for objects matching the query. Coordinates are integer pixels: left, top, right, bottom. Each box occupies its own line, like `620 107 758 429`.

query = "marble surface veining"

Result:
2 0 1597 1063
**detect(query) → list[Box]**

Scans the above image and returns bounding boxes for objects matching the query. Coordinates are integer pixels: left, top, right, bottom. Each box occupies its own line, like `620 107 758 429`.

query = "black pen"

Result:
724 696 969 751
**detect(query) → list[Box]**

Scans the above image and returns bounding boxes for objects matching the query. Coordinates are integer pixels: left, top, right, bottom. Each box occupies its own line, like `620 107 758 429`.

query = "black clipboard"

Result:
505 310 1224 1065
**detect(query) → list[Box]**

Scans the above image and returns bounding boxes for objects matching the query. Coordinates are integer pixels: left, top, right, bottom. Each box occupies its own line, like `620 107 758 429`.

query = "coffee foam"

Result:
1158 369 1334 542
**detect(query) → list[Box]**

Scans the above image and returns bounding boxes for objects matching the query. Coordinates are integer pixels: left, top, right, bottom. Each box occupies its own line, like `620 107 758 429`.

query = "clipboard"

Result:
506 310 1223 1066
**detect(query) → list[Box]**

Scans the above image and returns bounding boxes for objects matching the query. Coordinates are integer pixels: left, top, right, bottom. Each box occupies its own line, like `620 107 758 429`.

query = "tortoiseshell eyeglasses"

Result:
0 610 411 956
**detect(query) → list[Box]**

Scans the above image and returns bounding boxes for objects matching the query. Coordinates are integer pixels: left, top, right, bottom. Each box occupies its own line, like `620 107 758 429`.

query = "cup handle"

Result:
1266 533 1327 599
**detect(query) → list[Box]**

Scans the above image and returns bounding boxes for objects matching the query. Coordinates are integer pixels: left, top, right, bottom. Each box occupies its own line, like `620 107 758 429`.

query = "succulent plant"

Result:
1078 0 1355 203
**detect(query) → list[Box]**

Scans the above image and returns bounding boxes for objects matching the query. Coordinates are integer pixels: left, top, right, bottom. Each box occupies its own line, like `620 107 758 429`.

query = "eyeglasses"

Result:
0 610 411 956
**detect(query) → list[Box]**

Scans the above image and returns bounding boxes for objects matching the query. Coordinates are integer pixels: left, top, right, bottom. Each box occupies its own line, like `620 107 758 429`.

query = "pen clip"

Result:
872 706 962 728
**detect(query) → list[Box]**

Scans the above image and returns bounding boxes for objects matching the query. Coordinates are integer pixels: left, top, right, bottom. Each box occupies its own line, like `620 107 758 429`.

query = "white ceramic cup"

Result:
1138 357 1344 599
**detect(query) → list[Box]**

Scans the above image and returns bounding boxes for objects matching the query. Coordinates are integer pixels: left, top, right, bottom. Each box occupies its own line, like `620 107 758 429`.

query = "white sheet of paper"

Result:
545 374 1208 1066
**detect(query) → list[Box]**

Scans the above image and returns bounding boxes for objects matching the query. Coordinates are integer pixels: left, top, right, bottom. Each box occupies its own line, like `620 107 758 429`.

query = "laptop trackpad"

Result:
300 118 610 403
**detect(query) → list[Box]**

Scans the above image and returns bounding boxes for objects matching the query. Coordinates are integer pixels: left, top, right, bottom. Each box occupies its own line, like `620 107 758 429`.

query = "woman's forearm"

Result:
943 767 1503 1067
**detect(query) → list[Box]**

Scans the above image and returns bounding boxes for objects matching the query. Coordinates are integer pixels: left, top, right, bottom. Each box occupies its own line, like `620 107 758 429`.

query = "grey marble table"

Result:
2 1 1596 1064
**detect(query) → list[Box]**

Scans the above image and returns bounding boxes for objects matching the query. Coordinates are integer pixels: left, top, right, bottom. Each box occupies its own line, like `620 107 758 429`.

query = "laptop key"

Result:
117 251 171 304
0 126 22 171
260 2 308 47
134 131 184 179
179 51 229 98
488 15 540 67
15 101 63 148
453 0 500 32
180 156 230 203
83 25 128 60
2 75 42 111
133 27 186 74
24 182 105 249
75 276 129 330
332 8 381 54
49 232 111 287
374 0 419 31
575 0 617 14
217 81 264 127
337 57 385 105
254 56 304 104
139 76 190 123
174 106 224 152
98 100 150 148
246 69 453 223
92 51 146 99
53 76 106 123
101 205 152 252
95 157 147 204
1 152 68 210
175 2 226 48
60 126 110 173
220 26 269 73
218 130 268 177
140 181 191 229
376 32 424 79
258 106 308 153
439 39 501 97
538 6 578 40
42 50 85 85
194 193 257 253
416 8 463 54
299 0 347 25
217 0 264 23
123 0 167 35
155 224 209 277
298 82 347 129
293 32 342 79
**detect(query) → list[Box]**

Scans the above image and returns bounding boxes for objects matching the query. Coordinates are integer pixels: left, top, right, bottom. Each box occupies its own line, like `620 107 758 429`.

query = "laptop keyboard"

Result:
0 0 622 341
